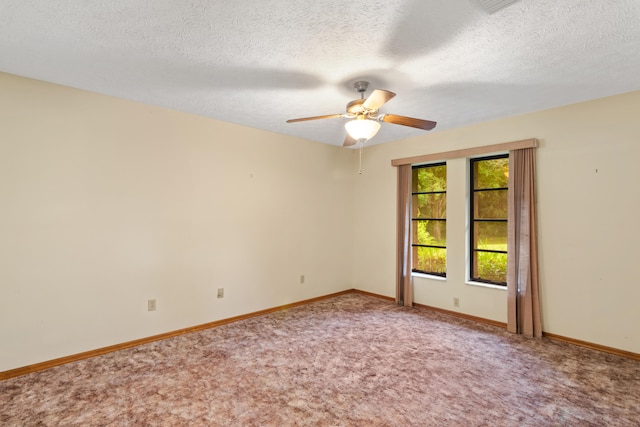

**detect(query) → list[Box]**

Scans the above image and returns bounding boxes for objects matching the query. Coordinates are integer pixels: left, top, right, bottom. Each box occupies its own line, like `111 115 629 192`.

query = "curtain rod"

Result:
391 138 538 167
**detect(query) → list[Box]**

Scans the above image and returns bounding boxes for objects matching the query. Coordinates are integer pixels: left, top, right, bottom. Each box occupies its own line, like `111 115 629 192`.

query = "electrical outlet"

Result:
217 288 224 298
300 275 305 284
148 299 156 311
453 297 460 308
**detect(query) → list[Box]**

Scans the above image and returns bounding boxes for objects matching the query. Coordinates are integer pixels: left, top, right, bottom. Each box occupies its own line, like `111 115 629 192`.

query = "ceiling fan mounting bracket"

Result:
353 81 370 96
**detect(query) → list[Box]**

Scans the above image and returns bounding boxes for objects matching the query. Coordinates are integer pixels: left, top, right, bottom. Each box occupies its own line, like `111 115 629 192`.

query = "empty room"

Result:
1 0 639 425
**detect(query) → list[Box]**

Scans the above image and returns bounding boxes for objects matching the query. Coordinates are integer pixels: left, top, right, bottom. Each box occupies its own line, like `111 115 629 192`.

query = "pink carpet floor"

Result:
1 293 639 425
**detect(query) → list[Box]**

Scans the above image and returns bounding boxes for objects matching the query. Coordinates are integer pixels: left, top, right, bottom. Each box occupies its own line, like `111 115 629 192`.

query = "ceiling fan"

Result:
286 81 437 147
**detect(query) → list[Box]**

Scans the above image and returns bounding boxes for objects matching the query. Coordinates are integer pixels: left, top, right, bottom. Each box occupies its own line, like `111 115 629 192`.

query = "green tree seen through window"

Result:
470 155 509 285
411 163 446 276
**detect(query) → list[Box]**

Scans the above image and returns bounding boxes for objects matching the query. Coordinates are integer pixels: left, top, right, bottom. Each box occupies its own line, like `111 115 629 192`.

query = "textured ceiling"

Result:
2 0 640 146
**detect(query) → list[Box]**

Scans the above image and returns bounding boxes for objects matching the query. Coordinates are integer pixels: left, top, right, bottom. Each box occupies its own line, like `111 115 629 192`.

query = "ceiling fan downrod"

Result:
353 81 369 99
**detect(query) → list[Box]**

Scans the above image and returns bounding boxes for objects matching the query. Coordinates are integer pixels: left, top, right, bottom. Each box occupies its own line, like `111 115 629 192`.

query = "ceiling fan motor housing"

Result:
346 99 366 115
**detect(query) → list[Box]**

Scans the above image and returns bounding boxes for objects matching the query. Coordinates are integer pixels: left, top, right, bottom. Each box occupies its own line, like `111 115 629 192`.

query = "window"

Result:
411 163 446 276
470 155 509 285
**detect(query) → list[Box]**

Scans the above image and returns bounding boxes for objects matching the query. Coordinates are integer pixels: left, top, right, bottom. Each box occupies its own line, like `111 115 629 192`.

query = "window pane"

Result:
412 164 446 193
412 163 446 277
473 251 507 284
473 221 507 250
412 220 446 246
473 158 509 189
412 193 446 218
412 247 446 275
474 190 508 219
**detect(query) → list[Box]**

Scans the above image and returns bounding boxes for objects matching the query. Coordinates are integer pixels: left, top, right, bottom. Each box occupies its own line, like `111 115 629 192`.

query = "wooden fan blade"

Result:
380 114 437 131
286 114 343 123
343 134 358 147
362 89 396 111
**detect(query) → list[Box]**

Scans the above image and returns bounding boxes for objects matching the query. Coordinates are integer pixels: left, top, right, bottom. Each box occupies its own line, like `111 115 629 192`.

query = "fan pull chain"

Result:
358 144 363 174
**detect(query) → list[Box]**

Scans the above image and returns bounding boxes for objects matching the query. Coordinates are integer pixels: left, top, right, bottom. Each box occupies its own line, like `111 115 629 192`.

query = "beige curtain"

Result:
396 164 413 306
507 148 542 337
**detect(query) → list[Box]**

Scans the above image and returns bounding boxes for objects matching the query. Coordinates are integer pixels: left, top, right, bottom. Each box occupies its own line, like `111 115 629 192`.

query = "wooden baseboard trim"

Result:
0 290 354 381
542 332 640 361
351 289 395 302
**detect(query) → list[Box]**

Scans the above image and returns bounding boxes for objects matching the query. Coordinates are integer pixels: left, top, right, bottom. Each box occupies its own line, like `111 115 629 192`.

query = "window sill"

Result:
465 281 507 290
412 272 446 282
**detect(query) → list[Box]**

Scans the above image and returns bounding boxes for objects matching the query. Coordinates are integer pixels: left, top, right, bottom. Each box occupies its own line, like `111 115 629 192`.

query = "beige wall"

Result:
2 72 639 372
352 90 640 354
0 73 355 371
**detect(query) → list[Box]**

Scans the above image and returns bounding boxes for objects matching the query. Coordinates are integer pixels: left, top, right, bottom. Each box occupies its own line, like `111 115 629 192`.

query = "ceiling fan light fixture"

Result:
345 118 381 141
